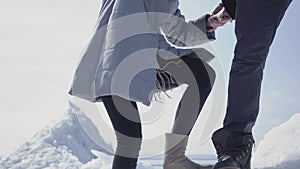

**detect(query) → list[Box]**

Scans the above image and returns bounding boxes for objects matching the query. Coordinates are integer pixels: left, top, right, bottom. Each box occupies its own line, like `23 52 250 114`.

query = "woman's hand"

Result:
207 4 232 32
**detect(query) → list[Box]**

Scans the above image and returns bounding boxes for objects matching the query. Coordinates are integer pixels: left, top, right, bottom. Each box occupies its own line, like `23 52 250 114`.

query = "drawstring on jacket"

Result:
155 59 181 101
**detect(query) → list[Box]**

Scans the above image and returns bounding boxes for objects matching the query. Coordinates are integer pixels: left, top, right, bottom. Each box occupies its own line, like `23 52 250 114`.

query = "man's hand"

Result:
208 4 232 32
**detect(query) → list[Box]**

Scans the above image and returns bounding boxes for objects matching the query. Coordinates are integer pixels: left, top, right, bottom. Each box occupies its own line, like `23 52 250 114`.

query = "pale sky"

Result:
0 0 299 157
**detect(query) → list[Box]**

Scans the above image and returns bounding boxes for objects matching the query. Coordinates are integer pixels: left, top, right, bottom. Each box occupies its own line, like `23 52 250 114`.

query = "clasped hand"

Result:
208 4 232 32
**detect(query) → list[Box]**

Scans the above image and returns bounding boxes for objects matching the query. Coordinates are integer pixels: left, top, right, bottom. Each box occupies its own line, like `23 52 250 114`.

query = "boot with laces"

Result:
211 128 255 169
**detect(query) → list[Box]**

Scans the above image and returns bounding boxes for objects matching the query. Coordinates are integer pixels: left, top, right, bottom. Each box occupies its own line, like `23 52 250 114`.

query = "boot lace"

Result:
217 136 255 162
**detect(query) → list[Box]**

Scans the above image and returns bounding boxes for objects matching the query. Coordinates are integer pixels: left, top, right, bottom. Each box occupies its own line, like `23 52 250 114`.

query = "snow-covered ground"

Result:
0 102 152 169
252 113 300 169
1 101 299 169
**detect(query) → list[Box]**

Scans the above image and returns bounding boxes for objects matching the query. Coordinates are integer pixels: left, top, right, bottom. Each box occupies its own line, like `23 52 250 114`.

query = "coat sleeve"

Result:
160 9 215 47
157 9 216 60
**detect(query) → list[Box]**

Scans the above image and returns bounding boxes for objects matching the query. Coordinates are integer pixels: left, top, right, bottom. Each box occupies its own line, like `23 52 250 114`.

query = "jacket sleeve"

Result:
160 9 216 48
157 10 216 60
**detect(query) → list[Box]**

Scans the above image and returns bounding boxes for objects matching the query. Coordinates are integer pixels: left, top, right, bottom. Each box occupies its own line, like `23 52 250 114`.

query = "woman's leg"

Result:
158 53 215 169
172 55 214 135
101 95 142 169
157 53 215 135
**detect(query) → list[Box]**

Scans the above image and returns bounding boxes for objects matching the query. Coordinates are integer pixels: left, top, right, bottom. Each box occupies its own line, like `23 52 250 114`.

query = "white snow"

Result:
252 113 300 169
0 101 153 169
5 101 299 169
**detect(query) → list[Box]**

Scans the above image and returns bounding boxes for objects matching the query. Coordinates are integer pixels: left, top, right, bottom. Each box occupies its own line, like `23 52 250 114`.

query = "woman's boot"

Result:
163 133 212 169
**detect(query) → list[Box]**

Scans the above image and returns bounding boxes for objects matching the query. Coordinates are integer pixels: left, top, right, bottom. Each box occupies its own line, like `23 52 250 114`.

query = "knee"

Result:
188 63 215 103
198 63 215 99
231 56 266 75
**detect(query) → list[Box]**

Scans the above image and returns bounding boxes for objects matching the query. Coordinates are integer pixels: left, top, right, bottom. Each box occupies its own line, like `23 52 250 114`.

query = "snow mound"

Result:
252 113 300 169
0 101 152 169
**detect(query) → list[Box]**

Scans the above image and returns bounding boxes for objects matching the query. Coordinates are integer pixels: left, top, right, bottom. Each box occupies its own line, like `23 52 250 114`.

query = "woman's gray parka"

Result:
69 0 216 106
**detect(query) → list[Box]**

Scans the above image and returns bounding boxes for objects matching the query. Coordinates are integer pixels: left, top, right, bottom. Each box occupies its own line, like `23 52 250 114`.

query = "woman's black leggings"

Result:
101 95 142 169
101 52 215 169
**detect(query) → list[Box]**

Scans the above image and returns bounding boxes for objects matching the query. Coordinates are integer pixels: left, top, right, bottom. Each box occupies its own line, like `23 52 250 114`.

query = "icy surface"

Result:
252 113 300 169
0 102 152 169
